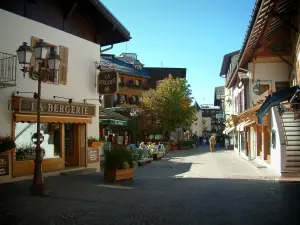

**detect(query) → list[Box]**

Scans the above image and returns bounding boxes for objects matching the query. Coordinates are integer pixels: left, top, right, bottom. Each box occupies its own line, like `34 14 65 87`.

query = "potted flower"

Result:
15 145 45 161
104 147 137 183
0 135 16 154
88 137 103 148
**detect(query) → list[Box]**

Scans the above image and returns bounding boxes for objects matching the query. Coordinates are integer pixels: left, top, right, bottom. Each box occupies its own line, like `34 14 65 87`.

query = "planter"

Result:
104 168 134 183
88 141 102 148
181 146 190 150
25 149 45 160
0 140 16 154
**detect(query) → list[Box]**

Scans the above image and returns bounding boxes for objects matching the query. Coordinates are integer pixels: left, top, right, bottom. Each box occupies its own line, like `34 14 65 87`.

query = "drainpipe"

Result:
100 45 113 53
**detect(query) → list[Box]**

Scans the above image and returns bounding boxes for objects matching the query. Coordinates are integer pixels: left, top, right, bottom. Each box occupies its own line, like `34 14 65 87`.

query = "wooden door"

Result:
263 126 271 161
65 124 79 167
256 127 262 157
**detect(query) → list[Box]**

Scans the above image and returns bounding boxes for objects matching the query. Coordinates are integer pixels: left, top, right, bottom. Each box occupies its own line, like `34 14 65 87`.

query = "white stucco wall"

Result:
202 117 211 133
248 62 290 107
270 107 286 174
190 111 203 135
0 9 100 138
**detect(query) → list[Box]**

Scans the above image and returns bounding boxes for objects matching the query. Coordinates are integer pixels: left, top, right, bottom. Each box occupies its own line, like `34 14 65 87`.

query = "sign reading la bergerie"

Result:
19 98 96 117
98 70 117 94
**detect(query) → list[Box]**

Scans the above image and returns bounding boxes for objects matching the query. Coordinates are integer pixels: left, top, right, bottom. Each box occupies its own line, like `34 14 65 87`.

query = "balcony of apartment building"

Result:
0 52 17 88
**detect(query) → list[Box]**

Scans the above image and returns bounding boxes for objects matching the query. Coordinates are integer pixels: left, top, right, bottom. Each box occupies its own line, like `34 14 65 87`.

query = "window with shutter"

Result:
30 37 67 85
58 45 69 85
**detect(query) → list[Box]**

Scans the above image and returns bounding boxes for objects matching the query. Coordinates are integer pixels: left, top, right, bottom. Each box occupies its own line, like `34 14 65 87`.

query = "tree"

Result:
141 75 197 138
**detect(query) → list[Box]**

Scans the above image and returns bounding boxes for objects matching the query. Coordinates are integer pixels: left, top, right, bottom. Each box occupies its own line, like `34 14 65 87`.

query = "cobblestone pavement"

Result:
1 147 299 225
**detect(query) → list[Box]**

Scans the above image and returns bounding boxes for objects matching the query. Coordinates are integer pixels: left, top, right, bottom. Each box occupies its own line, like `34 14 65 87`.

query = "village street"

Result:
1 147 299 225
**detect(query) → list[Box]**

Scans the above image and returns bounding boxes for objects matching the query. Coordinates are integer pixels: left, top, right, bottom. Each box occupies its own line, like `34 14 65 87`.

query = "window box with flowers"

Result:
88 137 103 148
0 135 16 153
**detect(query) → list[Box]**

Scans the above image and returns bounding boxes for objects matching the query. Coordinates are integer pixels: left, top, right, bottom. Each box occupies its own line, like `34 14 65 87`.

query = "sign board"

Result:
87 148 99 164
0 154 9 176
100 119 128 126
216 114 225 119
19 98 96 117
98 71 117 94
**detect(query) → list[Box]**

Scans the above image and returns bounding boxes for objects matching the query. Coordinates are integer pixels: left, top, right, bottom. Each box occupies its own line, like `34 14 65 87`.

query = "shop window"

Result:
15 122 61 161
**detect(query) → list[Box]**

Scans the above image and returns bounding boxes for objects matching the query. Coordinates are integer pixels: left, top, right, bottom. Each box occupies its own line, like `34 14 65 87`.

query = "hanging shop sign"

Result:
87 148 100 164
0 154 9 176
98 70 117 94
19 98 96 117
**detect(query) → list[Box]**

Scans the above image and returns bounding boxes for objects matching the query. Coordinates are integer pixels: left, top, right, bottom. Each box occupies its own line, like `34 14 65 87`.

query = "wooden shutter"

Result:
30 37 39 71
59 45 69 85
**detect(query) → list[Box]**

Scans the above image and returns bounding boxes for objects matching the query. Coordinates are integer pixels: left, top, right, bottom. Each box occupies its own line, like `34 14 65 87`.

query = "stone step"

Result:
283 121 300 127
286 155 300 161
285 131 300 136
286 140 300 146
286 161 300 167
286 135 300 141
286 145 300 150
60 168 97 176
284 126 300 131
282 117 299 122
286 150 300 156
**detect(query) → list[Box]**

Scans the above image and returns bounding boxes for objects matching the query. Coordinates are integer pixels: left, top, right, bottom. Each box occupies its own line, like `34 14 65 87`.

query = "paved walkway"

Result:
0 147 299 225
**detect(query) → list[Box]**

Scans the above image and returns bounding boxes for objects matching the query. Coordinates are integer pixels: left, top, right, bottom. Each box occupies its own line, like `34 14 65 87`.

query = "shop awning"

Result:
257 85 300 124
99 119 128 126
223 126 235 135
236 121 249 131
15 114 92 124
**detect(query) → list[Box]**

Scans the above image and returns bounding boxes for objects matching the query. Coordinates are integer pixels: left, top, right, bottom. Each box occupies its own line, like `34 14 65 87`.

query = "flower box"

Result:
104 168 134 183
0 140 16 154
88 141 102 148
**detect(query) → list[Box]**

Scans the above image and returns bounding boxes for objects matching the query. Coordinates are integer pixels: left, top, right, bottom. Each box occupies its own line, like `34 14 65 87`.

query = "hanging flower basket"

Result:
0 135 16 154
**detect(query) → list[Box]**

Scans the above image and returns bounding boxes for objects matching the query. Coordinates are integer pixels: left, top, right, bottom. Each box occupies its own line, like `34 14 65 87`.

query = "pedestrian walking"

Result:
209 136 216 152
194 134 198 148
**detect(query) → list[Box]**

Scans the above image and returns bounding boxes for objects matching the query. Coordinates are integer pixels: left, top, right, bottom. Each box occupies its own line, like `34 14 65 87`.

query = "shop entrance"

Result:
65 123 79 167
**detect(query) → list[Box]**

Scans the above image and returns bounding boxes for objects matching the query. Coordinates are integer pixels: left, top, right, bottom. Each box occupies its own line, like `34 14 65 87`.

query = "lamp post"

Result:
16 40 61 196
130 110 138 144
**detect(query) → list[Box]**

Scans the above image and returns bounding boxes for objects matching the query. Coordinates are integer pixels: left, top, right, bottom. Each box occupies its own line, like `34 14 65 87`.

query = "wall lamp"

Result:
53 96 73 104
13 91 38 99
83 97 102 104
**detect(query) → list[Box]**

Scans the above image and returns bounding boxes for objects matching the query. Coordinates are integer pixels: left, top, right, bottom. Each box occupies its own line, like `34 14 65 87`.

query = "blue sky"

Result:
101 0 256 105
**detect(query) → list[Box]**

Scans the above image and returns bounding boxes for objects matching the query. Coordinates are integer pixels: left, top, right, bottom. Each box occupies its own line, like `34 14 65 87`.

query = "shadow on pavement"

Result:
0 173 299 225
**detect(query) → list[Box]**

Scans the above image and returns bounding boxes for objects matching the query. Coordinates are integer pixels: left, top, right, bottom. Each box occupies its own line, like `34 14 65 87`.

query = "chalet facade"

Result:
0 0 130 182
221 0 300 175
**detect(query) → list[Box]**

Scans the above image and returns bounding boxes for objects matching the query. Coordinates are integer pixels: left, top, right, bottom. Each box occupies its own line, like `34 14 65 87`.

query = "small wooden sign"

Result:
87 148 99 164
0 154 9 176
98 70 117 94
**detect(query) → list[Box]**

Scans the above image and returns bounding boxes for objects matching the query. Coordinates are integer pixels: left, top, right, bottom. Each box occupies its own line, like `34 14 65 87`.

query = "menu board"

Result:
0 154 9 176
88 148 99 164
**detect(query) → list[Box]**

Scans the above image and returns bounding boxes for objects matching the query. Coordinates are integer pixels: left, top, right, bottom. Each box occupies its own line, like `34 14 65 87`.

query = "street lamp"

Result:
130 109 138 144
16 40 61 196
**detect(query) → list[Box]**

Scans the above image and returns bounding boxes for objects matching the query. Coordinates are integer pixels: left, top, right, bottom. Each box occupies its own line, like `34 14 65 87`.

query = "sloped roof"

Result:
194 101 201 111
99 107 129 120
219 50 240 77
100 55 150 78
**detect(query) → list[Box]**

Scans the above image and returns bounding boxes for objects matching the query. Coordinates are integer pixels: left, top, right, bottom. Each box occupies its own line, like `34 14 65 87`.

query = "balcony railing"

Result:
0 52 17 88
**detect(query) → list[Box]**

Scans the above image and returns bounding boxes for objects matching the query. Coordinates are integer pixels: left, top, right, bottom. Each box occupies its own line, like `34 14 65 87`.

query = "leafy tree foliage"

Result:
141 74 196 137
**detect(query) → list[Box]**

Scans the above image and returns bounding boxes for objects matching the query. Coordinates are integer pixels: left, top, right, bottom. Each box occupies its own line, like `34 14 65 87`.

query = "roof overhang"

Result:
226 0 295 88
81 0 131 45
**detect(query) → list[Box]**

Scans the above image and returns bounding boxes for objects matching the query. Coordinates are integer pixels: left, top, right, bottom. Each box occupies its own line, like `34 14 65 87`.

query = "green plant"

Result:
15 145 40 161
104 147 136 170
0 134 16 153
88 136 102 142
119 82 125 87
